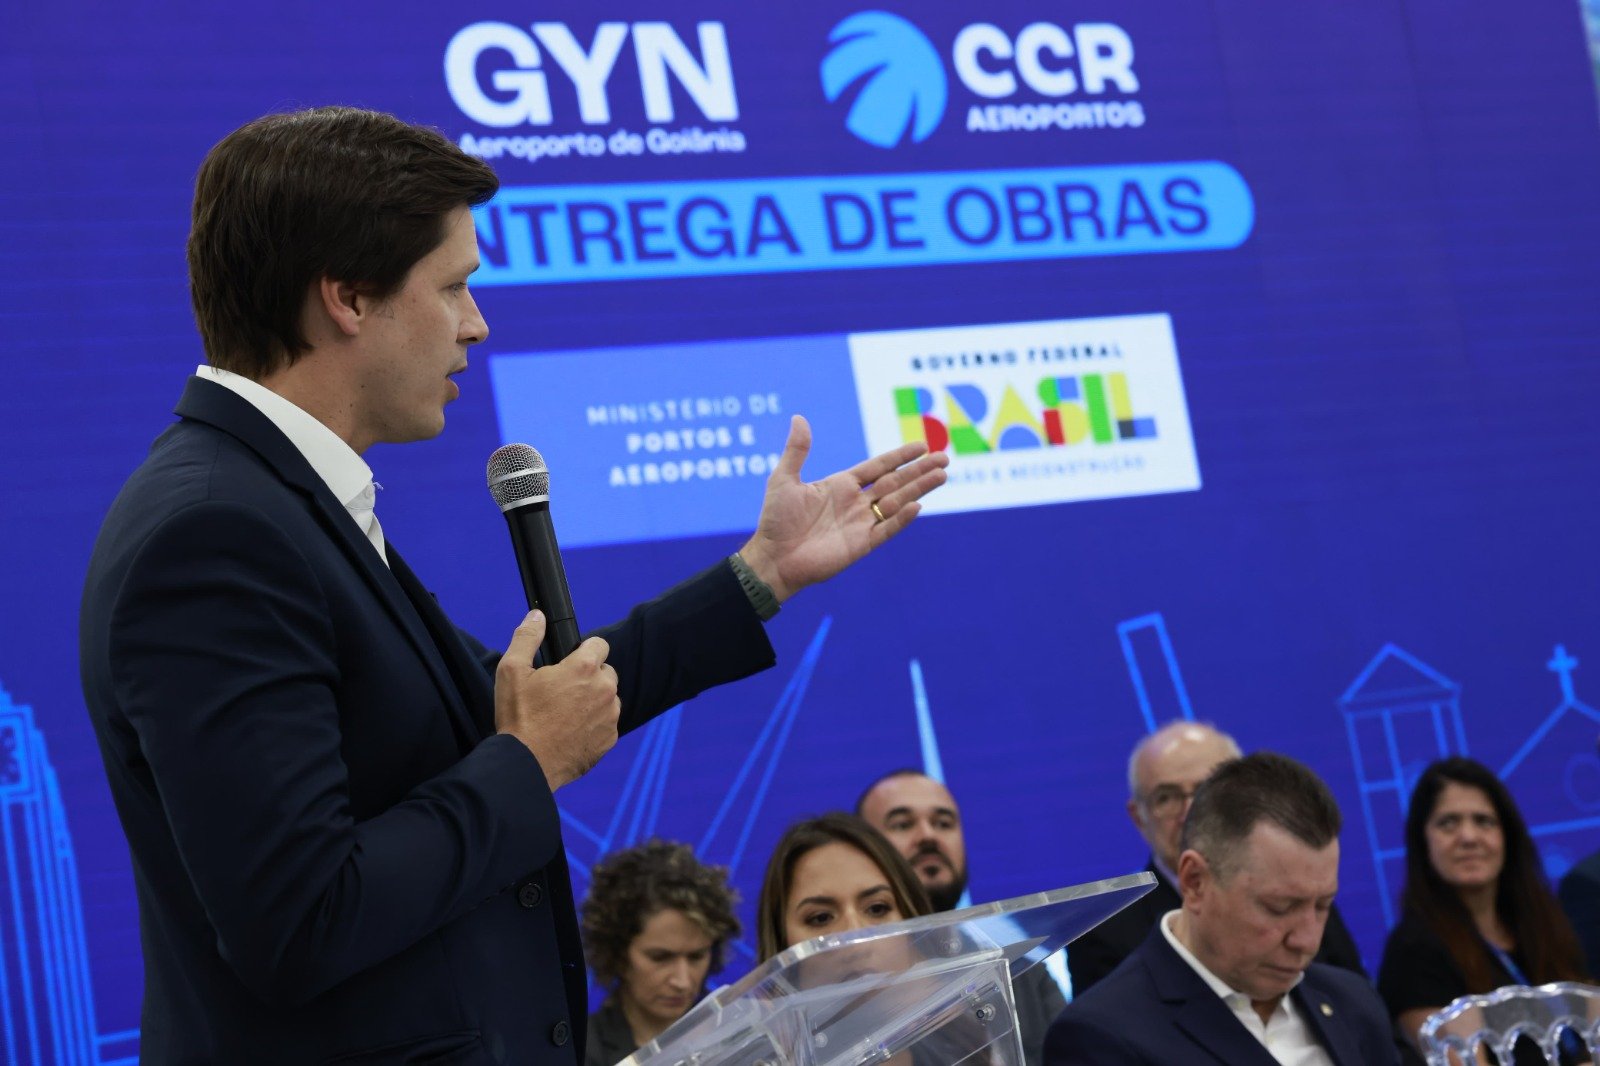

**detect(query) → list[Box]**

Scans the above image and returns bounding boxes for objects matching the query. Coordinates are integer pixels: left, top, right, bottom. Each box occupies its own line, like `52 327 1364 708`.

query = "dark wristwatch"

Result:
728 552 780 621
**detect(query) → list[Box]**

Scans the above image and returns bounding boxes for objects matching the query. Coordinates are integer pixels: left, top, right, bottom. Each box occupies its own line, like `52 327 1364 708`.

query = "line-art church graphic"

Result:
1339 642 1600 925
1498 645 1600 882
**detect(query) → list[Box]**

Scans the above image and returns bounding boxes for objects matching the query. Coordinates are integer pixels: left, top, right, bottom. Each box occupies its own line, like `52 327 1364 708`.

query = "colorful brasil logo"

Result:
894 373 1158 453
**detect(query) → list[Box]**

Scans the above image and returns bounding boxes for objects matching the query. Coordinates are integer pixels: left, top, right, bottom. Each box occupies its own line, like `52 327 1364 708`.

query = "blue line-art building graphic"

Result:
0 682 135 1066
1338 644 1467 929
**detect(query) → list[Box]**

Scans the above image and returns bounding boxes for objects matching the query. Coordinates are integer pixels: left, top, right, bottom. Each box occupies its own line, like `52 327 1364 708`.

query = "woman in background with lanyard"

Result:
1378 757 1591 1064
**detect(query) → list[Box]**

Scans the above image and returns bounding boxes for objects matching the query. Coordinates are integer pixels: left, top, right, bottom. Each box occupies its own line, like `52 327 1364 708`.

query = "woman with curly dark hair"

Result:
1377 757 1590 1064
580 840 741 1066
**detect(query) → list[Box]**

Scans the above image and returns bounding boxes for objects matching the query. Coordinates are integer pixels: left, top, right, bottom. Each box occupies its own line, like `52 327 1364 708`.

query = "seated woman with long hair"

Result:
756 812 932 961
1377 757 1590 1064
581 839 741 1066
755 813 945 1064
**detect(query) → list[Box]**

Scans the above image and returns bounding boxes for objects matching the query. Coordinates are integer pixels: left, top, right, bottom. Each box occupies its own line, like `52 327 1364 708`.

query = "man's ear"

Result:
1176 849 1209 907
315 276 364 337
1126 797 1145 834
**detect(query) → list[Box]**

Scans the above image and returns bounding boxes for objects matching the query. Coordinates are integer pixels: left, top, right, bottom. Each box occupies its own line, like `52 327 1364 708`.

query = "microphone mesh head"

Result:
487 443 550 511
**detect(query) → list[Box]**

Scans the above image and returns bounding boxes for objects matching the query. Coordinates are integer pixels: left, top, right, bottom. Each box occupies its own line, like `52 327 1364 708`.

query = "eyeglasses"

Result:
1139 784 1199 820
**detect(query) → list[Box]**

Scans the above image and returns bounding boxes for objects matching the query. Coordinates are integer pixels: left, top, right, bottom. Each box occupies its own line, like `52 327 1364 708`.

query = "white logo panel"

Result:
847 314 1200 516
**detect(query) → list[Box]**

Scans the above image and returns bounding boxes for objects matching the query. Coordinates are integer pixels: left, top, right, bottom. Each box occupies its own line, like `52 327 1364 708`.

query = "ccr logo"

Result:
821 11 1144 148
820 12 947 149
894 374 1156 455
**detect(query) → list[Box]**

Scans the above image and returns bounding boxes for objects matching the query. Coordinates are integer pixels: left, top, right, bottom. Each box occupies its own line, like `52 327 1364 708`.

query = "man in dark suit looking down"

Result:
1044 753 1398 1066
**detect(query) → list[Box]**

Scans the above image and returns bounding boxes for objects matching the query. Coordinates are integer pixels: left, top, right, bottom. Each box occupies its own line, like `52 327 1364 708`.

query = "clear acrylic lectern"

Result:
619 871 1156 1066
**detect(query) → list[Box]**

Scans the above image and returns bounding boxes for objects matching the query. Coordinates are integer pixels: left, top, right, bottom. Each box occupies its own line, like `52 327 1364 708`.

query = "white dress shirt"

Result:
196 365 388 566
1160 910 1335 1066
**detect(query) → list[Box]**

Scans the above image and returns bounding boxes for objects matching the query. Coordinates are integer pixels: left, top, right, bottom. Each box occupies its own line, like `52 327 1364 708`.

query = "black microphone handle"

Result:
503 501 581 664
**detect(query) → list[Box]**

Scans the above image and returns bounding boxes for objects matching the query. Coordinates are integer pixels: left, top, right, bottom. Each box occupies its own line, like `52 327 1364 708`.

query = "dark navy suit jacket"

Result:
1045 923 1399 1065
79 378 775 1064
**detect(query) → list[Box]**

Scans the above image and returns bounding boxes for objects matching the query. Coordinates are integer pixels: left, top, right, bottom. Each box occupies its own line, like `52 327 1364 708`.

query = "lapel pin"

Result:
1320 1003 1334 1017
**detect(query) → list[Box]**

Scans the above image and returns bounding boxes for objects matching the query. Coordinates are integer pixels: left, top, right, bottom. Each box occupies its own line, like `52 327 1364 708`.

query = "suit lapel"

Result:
175 377 477 748
1169 999 1281 1066
387 546 494 741
1142 929 1285 1066
1293 977 1361 1066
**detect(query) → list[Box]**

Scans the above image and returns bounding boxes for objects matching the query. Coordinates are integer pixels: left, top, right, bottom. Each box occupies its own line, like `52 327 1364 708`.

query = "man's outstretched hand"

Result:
738 414 948 603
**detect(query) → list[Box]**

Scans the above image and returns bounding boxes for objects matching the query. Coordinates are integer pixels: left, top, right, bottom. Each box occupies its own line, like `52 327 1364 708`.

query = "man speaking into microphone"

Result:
78 106 947 1065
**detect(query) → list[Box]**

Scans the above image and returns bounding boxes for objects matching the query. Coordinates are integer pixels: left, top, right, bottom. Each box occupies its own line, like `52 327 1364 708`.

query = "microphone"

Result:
486 443 580 664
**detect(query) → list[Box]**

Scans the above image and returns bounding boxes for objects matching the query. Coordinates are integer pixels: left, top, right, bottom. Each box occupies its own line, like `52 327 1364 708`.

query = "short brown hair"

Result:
1180 752 1341 881
187 106 498 378
579 840 741 989
755 813 931 961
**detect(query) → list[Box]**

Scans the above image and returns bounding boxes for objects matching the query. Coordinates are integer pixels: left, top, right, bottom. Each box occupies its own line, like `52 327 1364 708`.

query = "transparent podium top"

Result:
621 871 1156 1066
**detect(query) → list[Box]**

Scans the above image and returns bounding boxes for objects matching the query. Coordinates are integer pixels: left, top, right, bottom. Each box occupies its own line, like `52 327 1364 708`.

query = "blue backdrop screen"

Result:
4 1 1600 1059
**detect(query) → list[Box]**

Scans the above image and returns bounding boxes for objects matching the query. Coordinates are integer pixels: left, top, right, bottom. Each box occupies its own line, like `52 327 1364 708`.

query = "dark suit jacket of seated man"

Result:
1046 923 1395 1065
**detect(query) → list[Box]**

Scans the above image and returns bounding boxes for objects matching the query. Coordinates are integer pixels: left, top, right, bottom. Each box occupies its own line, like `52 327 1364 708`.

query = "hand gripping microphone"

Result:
486 444 580 664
